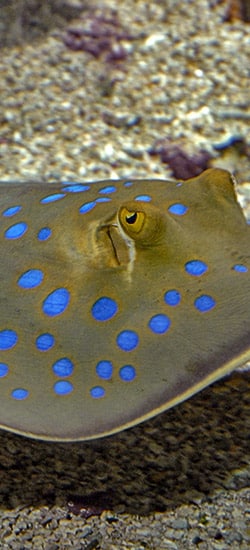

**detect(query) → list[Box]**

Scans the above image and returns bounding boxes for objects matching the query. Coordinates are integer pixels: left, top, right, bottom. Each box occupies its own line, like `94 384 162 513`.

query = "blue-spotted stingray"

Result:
0 168 249 441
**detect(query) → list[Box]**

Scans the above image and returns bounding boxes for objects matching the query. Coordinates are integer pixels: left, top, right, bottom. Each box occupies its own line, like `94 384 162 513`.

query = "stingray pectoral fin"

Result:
0 332 249 442
101 347 250 443
188 168 236 198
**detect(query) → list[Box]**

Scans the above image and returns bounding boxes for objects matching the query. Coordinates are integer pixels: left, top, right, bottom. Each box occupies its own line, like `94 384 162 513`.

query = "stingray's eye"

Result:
126 212 137 224
119 207 145 235
118 201 166 247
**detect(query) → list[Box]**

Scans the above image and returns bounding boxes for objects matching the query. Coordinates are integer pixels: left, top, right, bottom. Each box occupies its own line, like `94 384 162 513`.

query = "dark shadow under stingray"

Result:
0 372 248 516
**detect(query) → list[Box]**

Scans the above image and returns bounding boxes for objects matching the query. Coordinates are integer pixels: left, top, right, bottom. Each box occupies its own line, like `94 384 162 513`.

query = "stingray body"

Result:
0 168 249 441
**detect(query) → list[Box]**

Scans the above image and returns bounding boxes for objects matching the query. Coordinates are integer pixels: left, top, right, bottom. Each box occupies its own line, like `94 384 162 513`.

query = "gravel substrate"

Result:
0 1 249 548
0 0 249 184
0 372 249 549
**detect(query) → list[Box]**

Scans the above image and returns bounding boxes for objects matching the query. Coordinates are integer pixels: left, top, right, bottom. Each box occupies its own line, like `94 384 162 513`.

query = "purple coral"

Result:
148 139 211 179
63 13 134 63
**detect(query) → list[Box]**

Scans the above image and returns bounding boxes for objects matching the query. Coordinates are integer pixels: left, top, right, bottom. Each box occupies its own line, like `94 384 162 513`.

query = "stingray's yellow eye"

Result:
121 209 145 234
118 201 166 247
125 212 137 224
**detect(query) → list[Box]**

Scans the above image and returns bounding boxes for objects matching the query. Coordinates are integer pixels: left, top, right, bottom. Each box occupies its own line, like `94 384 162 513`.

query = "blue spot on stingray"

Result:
40 193 66 204
18 269 44 289
117 330 139 352
119 365 136 382
233 264 248 273
149 314 171 334
5 222 27 239
36 333 55 351
43 288 70 317
52 357 74 377
37 227 52 241
79 201 96 214
135 195 152 202
99 185 117 194
123 181 133 187
92 297 118 322
185 260 208 276
164 289 181 306
96 360 113 380
0 330 18 350
54 380 73 395
62 184 90 193
90 386 105 398
11 388 29 400
194 295 216 312
176 182 183 187
3 205 22 217
95 197 111 203
168 203 188 215
0 363 9 377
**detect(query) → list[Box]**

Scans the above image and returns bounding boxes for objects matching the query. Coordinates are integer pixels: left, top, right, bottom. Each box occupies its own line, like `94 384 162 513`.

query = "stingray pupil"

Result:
126 212 137 224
